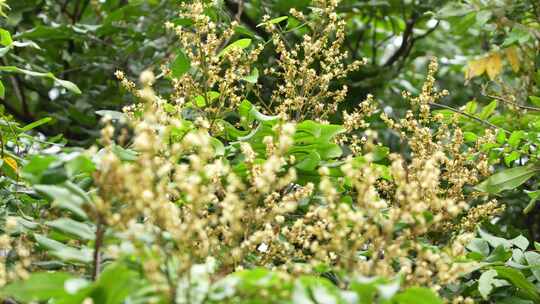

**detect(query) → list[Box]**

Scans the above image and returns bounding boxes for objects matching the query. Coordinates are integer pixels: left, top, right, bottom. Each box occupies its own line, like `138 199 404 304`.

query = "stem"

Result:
92 219 104 281
428 102 511 134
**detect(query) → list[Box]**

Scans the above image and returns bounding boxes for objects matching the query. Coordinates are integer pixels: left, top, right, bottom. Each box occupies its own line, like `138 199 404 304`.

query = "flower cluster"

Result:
88 1 503 301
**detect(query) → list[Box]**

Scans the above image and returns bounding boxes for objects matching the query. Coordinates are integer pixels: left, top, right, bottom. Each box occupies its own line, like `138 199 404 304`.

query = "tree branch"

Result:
383 15 418 67
92 219 105 281
224 0 269 40
484 94 540 112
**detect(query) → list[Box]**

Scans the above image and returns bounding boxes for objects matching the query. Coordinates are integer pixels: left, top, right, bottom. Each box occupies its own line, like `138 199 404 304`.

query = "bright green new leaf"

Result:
295 150 321 171
0 28 12 46
171 49 191 78
478 100 497 119
508 131 525 148
257 16 288 27
394 287 443 304
218 38 251 57
66 155 96 177
0 272 73 302
463 131 478 143
529 96 540 107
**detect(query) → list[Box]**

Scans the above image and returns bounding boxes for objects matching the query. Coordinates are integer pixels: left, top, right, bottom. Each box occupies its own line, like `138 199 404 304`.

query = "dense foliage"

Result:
0 0 539 303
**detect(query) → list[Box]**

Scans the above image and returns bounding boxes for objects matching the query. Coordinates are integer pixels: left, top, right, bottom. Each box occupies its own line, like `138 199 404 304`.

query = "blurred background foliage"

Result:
2 0 539 234
0 0 518 145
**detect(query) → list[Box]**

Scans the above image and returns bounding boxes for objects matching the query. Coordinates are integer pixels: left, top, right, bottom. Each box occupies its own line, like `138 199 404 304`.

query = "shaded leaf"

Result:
475 165 539 194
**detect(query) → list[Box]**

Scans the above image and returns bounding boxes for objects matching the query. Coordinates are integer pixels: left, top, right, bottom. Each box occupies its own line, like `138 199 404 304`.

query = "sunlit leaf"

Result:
171 49 191 78
218 38 251 57
505 47 520 72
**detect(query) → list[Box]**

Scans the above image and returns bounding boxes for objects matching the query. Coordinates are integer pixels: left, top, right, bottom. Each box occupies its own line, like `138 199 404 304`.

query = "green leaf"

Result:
54 77 82 94
66 155 95 178
296 151 321 171
479 100 497 120
0 28 12 46
34 183 89 219
486 245 512 262
371 146 389 162
0 66 80 94
0 272 73 302
496 130 506 144
34 234 93 263
95 110 126 121
524 251 540 282
0 79 4 98
218 38 251 57
257 16 289 27
464 101 478 114
89 263 143 304
20 117 52 132
437 3 474 18
210 137 225 156
511 235 529 251
505 151 521 166
171 49 191 78
479 228 512 249
242 67 259 84
394 287 443 304
494 266 540 302
463 131 478 143
475 165 539 194
478 269 507 300
524 190 540 214
508 131 525 148
502 27 531 47
16 25 78 40
111 145 139 161
466 238 490 256
45 218 95 241
529 96 540 107
22 155 59 184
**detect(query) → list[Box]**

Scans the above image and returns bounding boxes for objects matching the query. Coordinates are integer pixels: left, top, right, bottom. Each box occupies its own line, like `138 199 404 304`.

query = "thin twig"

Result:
428 102 511 134
485 94 540 112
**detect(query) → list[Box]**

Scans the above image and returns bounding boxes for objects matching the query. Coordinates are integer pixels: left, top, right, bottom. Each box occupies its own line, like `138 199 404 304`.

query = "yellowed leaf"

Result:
485 52 502 80
3 156 17 172
505 46 520 73
466 57 488 80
